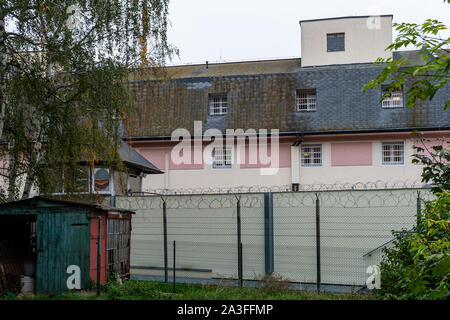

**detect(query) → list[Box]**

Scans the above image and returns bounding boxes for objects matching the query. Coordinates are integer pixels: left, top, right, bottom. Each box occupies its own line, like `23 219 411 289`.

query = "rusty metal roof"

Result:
0 196 135 213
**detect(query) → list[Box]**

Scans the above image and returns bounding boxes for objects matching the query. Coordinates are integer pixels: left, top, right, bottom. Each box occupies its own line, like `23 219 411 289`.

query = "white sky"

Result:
166 0 450 65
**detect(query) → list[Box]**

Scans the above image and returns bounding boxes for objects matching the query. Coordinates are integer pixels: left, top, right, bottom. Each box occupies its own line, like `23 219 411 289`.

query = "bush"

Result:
379 194 450 299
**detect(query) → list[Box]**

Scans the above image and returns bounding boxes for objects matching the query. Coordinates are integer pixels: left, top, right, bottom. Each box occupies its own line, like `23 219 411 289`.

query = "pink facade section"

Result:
138 148 167 170
331 142 372 166
139 147 204 171
240 143 291 168
413 140 448 160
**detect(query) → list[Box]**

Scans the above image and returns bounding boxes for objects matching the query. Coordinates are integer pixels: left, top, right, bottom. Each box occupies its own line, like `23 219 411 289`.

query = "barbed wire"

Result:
132 179 430 196
117 183 436 210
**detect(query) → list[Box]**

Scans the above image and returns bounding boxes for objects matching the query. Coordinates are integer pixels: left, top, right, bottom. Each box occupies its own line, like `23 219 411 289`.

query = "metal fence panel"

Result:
116 188 434 287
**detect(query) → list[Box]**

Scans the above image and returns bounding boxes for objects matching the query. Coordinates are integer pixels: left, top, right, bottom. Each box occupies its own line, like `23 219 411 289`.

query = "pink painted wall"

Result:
139 147 204 171
331 142 372 166
413 140 448 160
139 148 167 170
240 143 291 168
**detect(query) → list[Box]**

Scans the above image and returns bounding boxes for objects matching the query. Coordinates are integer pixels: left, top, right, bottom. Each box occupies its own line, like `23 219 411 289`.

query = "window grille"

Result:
296 89 317 111
382 86 404 108
212 147 232 169
301 144 322 167
382 142 405 165
209 94 228 115
107 218 131 276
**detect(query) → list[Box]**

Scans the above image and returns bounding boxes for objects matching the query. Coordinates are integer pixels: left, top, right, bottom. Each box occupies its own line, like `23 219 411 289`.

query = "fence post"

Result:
173 240 176 293
315 193 321 293
417 191 422 226
163 199 168 283
236 196 243 288
264 192 274 275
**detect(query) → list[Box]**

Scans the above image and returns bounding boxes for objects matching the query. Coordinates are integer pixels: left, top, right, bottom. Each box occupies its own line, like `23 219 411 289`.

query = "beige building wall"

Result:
141 138 426 192
298 139 423 186
300 16 393 67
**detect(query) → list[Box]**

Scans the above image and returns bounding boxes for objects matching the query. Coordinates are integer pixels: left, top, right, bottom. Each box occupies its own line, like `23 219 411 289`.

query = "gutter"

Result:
124 126 450 142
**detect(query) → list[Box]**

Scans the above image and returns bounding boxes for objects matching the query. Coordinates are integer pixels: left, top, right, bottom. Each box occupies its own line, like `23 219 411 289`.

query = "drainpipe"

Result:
164 154 170 189
291 134 303 191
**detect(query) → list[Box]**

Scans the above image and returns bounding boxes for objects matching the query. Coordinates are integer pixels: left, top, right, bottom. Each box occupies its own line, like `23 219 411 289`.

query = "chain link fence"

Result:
115 186 435 290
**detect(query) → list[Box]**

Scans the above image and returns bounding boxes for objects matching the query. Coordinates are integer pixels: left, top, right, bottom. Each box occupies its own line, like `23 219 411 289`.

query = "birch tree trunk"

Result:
0 8 6 141
21 63 50 199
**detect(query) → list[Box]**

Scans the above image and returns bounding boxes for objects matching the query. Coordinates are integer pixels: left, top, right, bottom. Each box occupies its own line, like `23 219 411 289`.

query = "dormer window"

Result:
209 93 228 115
327 33 345 52
381 85 404 108
296 89 317 112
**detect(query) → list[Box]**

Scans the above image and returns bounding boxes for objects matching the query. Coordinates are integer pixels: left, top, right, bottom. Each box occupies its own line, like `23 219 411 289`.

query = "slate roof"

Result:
119 141 162 174
125 52 450 139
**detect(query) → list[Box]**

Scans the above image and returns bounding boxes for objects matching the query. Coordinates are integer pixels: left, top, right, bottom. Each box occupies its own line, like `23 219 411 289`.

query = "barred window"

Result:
212 147 232 169
301 144 322 167
296 89 317 112
107 218 131 276
209 94 228 115
381 86 404 108
382 142 405 165
327 33 345 52
107 219 119 274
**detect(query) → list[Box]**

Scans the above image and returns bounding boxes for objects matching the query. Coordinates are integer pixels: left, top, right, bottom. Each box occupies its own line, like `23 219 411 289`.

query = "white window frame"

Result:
209 93 228 115
381 86 404 108
212 146 233 169
126 174 142 194
381 141 405 166
92 167 114 194
52 167 90 195
296 89 317 112
301 144 323 167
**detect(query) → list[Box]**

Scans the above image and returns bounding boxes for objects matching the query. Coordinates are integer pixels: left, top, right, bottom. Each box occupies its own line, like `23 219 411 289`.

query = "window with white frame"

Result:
53 166 89 195
209 93 228 115
382 141 405 165
381 86 404 108
93 168 111 193
296 89 317 112
212 146 232 169
301 144 322 167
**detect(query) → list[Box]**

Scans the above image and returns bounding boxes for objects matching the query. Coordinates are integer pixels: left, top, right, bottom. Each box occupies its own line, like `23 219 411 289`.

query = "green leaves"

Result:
412 138 450 194
0 1 177 199
379 194 450 300
364 17 450 111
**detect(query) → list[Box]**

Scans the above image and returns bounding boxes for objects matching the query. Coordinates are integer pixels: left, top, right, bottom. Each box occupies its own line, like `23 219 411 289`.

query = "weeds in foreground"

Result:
4 280 374 300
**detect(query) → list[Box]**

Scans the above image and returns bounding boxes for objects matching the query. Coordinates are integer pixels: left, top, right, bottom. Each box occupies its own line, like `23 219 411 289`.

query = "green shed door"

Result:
36 207 90 295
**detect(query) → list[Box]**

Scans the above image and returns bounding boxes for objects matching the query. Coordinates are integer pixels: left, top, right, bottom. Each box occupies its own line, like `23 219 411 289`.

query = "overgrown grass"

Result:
3 280 375 300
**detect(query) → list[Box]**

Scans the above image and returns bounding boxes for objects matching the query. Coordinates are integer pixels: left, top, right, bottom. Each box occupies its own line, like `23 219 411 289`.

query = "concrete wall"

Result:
300 16 393 67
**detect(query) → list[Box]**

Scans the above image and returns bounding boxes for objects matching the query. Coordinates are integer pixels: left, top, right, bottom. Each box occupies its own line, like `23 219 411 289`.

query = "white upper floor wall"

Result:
300 15 393 67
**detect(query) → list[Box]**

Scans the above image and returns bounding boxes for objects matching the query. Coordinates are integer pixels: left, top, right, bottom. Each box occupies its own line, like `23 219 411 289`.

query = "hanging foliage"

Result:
0 1 177 200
